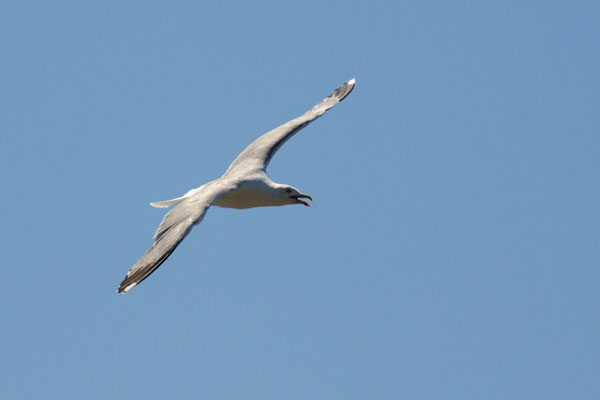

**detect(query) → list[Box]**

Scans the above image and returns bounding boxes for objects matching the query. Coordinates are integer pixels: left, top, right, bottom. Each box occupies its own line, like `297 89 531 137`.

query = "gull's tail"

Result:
149 186 205 208
149 197 187 208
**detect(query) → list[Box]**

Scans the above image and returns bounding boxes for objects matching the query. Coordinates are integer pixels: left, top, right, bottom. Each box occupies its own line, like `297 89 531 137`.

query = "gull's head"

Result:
279 186 312 207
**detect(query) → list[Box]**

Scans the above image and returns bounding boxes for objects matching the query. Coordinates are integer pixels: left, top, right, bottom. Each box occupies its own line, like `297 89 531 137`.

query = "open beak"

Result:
291 194 312 207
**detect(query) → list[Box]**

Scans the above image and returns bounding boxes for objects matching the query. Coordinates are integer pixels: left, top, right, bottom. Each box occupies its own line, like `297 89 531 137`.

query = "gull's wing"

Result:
223 78 356 177
117 180 236 293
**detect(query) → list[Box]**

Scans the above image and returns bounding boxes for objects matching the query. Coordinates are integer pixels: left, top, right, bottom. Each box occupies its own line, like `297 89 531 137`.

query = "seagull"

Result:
117 78 356 293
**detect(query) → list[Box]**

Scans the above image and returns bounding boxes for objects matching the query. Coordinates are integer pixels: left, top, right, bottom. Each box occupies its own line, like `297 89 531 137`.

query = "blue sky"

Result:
1 1 598 399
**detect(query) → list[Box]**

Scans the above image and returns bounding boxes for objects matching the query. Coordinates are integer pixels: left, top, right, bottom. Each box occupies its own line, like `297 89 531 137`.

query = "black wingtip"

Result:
332 78 356 103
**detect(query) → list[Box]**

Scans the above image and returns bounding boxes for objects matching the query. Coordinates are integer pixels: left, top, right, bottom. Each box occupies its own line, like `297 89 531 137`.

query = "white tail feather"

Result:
149 197 187 208
149 186 204 208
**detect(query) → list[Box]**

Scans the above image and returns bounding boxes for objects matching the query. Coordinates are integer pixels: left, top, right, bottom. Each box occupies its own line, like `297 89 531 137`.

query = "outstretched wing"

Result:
223 78 356 177
117 180 236 293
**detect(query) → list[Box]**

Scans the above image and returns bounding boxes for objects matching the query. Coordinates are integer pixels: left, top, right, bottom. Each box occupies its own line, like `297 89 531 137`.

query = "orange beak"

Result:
291 194 312 207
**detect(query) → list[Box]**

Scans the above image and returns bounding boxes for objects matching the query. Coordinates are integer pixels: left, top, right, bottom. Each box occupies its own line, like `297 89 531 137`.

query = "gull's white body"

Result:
117 79 356 293
212 174 287 209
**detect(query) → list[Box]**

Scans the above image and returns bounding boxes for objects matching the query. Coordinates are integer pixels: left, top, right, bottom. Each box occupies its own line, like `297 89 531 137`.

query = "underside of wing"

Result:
117 180 236 293
117 214 195 293
223 78 356 176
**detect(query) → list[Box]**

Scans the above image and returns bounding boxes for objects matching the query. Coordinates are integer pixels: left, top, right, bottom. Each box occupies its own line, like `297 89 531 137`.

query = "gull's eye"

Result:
285 188 292 193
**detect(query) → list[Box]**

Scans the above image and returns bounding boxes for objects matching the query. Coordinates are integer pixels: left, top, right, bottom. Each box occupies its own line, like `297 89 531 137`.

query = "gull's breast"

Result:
212 180 281 209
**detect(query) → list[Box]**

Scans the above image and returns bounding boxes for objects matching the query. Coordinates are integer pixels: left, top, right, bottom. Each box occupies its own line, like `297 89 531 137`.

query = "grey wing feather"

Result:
223 78 356 176
117 181 236 293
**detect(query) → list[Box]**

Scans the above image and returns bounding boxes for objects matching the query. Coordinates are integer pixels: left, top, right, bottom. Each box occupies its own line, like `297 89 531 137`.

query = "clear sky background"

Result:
1 1 598 399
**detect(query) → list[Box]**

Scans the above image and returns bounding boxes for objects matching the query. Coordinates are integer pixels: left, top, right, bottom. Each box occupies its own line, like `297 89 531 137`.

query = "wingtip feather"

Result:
117 282 137 294
332 78 356 103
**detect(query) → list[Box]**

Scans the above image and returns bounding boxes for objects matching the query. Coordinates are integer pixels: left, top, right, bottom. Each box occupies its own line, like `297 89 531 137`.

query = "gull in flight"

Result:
117 78 356 293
